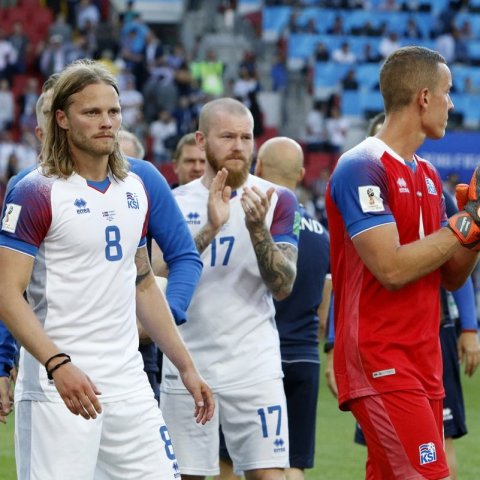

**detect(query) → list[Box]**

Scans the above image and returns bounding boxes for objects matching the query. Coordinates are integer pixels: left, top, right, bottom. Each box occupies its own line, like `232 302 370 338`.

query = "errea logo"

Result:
74 198 90 214
273 437 286 453
397 177 410 193
186 212 201 225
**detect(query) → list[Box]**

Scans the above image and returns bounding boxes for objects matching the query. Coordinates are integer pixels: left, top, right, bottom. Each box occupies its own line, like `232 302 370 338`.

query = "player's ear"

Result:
34 126 44 143
195 131 206 151
298 167 305 183
56 110 69 130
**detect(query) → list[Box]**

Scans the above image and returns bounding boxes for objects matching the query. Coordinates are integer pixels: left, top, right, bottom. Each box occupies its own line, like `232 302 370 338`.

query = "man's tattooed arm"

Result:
250 225 297 301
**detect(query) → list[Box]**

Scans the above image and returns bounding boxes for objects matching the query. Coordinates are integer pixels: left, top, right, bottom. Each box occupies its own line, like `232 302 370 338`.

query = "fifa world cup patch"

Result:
1 203 22 233
419 442 437 465
358 186 384 213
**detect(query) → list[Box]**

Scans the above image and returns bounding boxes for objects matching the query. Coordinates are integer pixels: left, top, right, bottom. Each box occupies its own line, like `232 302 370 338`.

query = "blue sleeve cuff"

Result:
452 278 478 331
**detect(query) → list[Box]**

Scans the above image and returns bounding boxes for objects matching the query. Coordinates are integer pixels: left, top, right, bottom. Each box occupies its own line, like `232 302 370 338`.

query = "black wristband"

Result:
45 353 71 380
324 341 334 354
47 358 71 380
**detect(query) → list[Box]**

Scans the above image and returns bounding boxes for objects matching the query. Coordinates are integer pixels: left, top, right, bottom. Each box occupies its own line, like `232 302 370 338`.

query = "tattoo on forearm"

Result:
135 247 152 286
252 228 297 298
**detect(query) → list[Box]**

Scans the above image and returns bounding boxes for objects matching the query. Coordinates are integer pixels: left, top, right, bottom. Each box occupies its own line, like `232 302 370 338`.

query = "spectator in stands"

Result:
190 49 225 97
39 34 69 78
271 51 288 124
379 31 401 58
463 76 480 95
435 26 456 64
359 43 382 63
9 22 29 75
458 19 473 40
301 18 319 35
379 0 400 10
119 0 140 26
167 43 188 71
452 26 469 64
271 50 288 92
172 95 199 139
305 99 327 152
332 41 356 64
18 77 40 134
327 15 345 35
0 79 14 132
313 42 330 62
149 109 178 165
286 9 301 35
143 57 178 115
76 0 101 31
341 69 359 90
233 65 260 108
119 76 144 130
404 17 423 39
0 28 17 83
120 27 147 90
144 30 164 75
350 20 384 37
325 102 349 155
48 11 73 42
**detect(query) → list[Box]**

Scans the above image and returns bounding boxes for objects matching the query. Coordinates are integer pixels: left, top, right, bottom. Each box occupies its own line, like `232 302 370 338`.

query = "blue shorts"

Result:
440 323 467 439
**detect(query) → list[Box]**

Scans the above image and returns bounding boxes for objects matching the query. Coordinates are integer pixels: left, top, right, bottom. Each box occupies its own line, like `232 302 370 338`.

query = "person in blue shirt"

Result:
256 137 331 480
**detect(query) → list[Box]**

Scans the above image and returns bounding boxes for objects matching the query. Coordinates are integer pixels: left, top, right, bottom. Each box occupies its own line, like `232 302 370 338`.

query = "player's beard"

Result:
69 130 115 158
206 142 251 190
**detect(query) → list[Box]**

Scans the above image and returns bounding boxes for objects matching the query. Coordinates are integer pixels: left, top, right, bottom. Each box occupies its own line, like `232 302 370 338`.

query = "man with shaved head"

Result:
255 137 331 480
160 98 300 480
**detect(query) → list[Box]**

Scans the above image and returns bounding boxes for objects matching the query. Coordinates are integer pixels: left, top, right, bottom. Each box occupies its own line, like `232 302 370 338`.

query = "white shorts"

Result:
160 378 289 476
15 394 181 480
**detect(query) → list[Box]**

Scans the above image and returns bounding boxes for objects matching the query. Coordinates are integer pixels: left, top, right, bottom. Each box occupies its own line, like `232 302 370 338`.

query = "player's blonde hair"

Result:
380 46 446 113
41 59 128 180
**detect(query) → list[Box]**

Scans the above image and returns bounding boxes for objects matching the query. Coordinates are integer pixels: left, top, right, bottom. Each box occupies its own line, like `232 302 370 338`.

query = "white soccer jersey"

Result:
0 169 151 402
162 174 298 392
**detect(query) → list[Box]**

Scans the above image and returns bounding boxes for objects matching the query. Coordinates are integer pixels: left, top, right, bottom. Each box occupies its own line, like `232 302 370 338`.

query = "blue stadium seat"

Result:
359 90 384 116
454 12 480 40
262 6 291 42
356 63 381 91
467 41 480 65
449 92 479 128
341 90 362 117
314 61 350 88
426 0 450 16
297 8 337 34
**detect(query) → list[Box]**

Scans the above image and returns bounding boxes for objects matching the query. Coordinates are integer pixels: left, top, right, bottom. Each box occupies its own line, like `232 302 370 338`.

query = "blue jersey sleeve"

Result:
0 321 16 377
271 187 299 246
452 279 478 331
329 155 395 238
129 159 203 325
327 294 335 343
